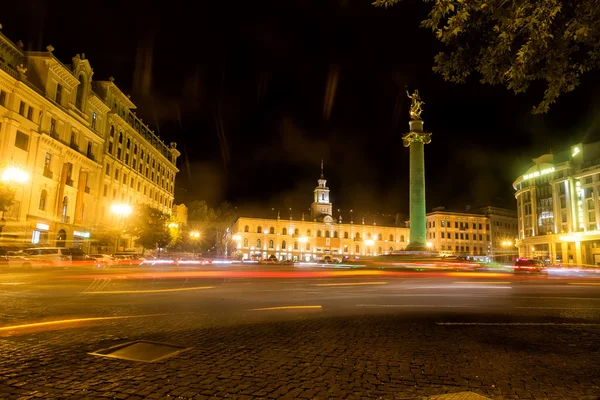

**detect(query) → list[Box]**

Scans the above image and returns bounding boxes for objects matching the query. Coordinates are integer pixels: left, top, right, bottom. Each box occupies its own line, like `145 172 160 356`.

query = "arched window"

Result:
36 189 48 211
378 234 382 241
321 193 325 201
118 132 123 144
355 245 360 254
110 126 115 138
269 240 274 249
257 226 262 233
61 196 68 217
134 144 138 154
76 74 85 110
355 232 361 240
294 241 298 250
378 246 383 254
243 238 248 247
282 240 287 250
294 228 299 235
282 228 287 235
334 231 339 238
325 231 330 238
344 232 349 239
269 227 274 234
256 239 262 248
343 245 348 252
401 235 405 242
244 225 249 232
307 229 312 236
389 246 394 252
317 230 322 237
126 138 131 149
389 234 394 241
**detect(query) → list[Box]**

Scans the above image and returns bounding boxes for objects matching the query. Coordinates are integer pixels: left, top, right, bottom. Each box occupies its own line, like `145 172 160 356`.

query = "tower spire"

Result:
320 158 324 179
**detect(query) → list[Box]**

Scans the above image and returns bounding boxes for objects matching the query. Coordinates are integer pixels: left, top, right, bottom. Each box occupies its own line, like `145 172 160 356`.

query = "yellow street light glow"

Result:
364 239 375 246
189 231 200 238
168 222 179 229
110 203 132 217
426 242 433 248
1 165 29 184
232 234 241 241
298 236 308 243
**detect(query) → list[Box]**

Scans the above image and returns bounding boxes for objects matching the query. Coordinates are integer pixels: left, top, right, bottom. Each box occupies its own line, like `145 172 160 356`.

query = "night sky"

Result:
4 0 600 217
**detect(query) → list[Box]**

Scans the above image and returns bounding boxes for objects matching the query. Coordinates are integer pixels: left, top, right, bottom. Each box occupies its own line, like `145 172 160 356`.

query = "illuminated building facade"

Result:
425 207 517 257
0 30 179 249
231 167 409 261
513 142 600 265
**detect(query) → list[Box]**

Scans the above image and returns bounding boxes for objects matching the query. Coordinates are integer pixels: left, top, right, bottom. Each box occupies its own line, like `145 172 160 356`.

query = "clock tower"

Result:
311 160 333 221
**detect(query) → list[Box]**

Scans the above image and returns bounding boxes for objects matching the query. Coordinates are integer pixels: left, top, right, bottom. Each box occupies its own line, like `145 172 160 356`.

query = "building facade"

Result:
513 142 600 265
0 30 179 249
426 206 517 258
231 169 409 261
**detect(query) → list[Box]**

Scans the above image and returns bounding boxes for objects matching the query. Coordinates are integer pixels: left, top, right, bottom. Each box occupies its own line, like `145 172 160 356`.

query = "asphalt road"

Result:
0 265 599 399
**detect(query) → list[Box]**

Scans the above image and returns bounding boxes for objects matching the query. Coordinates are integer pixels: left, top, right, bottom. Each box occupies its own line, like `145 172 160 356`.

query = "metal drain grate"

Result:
90 340 191 362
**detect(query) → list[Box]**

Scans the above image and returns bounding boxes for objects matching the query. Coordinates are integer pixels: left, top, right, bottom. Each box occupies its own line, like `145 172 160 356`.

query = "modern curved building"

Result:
513 142 600 265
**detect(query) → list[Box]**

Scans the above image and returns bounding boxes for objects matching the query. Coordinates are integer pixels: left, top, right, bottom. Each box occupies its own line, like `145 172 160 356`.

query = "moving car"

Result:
513 258 548 274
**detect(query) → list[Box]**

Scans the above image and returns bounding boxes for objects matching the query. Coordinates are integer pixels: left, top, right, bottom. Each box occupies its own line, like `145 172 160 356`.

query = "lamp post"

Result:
110 203 132 254
299 236 308 261
364 239 374 256
0 164 30 241
189 230 200 255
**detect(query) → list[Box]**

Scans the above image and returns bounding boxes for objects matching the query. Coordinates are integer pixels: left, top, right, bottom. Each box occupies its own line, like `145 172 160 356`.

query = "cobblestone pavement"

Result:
0 268 599 399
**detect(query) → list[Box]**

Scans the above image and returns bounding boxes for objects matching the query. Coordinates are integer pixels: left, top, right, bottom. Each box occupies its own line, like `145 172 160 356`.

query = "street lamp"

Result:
1 165 30 184
364 239 374 255
189 231 201 255
110 203 132 253
426 242 433 249
299 236 308 261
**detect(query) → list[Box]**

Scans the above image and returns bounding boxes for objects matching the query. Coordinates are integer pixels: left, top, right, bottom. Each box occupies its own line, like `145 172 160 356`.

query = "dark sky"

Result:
4 0 600 216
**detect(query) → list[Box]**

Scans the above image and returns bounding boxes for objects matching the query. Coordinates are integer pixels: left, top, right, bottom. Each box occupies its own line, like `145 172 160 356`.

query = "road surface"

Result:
0 265 599 399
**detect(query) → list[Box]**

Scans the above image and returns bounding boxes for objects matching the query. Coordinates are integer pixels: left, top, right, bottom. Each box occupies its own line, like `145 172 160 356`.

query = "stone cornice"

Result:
44 59 80 88
97 81 136 109
89 92 110 113
39 134 102 170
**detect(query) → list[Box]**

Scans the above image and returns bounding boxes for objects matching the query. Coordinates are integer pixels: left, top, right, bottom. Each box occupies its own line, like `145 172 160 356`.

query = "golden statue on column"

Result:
406 90 425 120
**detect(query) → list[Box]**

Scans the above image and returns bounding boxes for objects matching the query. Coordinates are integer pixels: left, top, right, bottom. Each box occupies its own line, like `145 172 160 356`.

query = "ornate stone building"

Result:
0 29 179 249
231 166 409 261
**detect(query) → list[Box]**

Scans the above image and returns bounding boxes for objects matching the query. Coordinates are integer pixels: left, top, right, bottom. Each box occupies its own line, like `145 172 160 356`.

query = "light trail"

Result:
82 286 214 294
0 314 166 332
453 281 511 284
250 305 322 311
313 282 387 287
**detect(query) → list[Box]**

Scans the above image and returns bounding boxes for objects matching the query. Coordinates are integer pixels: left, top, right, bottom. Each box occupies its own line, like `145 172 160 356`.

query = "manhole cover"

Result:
428 393 490 400
90 340 191 362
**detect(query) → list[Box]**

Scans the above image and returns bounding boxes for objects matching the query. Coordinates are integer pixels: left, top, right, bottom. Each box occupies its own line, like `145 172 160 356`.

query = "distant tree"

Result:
373 0 600 113
126 205 172 254
0 183 15 212
188 200 238 256
90 228 119 252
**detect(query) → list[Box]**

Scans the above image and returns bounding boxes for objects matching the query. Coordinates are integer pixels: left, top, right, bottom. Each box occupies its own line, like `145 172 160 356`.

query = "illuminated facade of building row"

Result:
230 169 410 261
513 142 600 265
0 30 180 248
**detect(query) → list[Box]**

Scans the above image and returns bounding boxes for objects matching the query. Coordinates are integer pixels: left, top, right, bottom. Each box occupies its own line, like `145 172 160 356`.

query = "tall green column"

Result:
403 119 431 251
